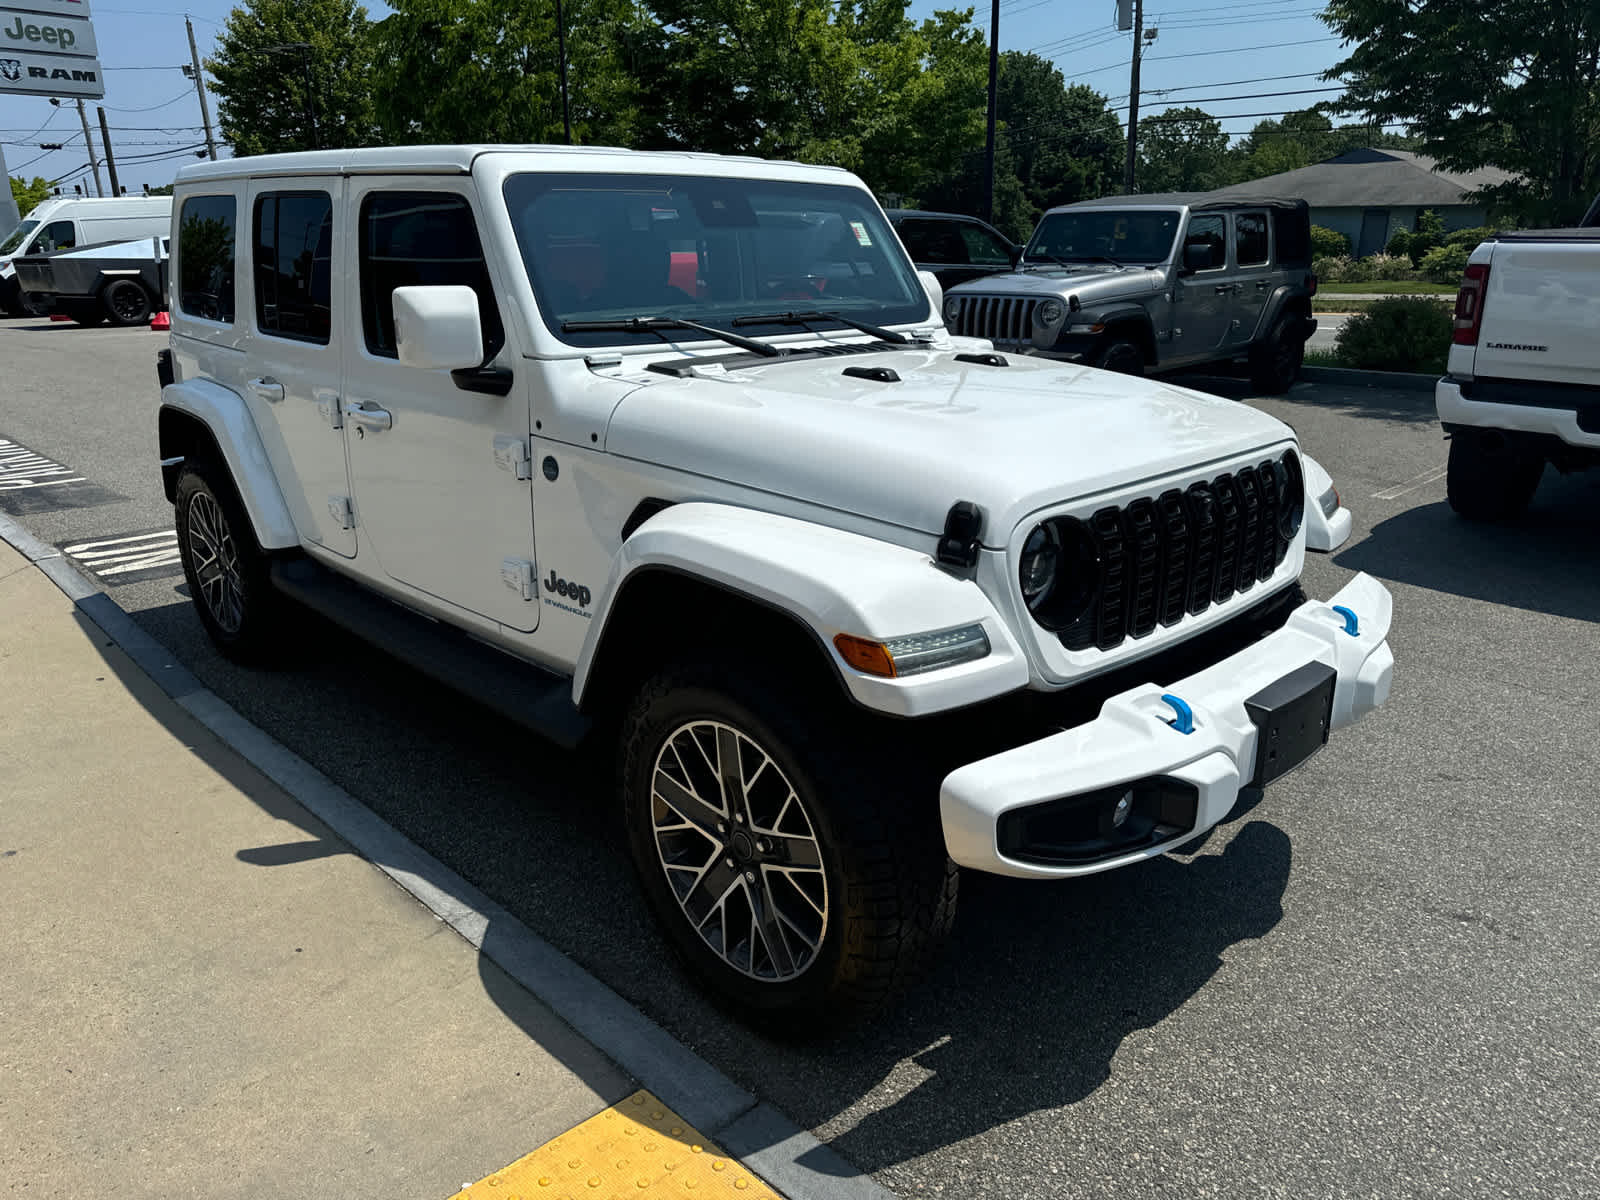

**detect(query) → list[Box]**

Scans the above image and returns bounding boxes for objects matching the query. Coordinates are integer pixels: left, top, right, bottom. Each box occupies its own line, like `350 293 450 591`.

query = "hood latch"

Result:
936 501 984 568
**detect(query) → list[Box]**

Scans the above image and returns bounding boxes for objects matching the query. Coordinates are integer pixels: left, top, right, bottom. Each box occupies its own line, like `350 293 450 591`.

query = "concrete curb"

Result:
1299 365 1439 393
0 511 894 1200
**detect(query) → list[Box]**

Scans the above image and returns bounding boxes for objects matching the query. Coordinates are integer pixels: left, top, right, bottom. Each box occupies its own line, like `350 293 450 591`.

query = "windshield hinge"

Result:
936 501 984 568
492 435 532 480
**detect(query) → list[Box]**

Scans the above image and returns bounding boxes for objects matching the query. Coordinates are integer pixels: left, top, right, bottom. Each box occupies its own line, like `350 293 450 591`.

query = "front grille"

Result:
1057 454 1297 652
949 295 1038 343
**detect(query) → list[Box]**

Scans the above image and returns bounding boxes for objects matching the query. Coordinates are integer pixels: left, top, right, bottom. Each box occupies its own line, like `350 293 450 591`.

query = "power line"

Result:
105 89 195 114
1112 85 1344 113
1069 35 1340 78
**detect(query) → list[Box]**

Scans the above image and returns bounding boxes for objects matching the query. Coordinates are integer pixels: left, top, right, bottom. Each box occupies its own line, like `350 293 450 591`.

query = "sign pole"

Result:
75 98 102 196
96 103 117 195
0 138 22 230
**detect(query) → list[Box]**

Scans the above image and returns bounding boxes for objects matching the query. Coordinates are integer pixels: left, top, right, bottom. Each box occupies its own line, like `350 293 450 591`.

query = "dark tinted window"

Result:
37 220 75 252
1183 215 1226 270
359 192 503 360
1235 212 1268 266
897 219 967 265
959 222 1013 265
178 195 236 323
1273 207 1311 267
254 191 332 343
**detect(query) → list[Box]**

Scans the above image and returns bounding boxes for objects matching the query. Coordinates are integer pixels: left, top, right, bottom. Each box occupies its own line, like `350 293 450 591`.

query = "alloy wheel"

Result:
186 491 245 634
650 720 828 982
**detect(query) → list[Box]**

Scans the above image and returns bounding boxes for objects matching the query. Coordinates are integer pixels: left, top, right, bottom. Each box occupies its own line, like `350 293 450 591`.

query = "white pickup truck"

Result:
1437 196 1600 519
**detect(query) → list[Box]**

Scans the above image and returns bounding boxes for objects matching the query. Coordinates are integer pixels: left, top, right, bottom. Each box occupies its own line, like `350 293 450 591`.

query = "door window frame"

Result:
252 188 336 346
1232 211 1271 268
1182 214 1228 273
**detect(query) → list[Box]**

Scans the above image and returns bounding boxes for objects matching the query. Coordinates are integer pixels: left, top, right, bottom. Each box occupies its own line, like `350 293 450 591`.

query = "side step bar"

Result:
269 557 591 750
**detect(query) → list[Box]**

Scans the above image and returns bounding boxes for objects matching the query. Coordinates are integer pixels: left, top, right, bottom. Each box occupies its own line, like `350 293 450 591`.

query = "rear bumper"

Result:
1437 376 1600 449
940 572 1393 879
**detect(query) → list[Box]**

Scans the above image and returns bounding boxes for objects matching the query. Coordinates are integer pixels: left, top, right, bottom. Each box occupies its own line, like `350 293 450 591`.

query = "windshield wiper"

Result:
1027 252 1122 268
1023 250 1074 269
560 316 783 358
729 309 924 345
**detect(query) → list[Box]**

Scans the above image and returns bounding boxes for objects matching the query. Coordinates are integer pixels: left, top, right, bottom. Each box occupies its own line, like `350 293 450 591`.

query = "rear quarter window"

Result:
177 195 237 323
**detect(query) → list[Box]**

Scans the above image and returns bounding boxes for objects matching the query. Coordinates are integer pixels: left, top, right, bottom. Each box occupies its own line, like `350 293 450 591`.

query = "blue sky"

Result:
4 0 1354 201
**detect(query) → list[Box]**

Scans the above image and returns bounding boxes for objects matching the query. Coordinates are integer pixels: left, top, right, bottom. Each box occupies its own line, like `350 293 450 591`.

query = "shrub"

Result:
1334 297 1453 374
1419 242 1471 284
1384 229 1412 260
1365 252 1415 281
1338 254 1375 283
1310 225 1351 258
1311 254 1346 281
1444 225 1495 247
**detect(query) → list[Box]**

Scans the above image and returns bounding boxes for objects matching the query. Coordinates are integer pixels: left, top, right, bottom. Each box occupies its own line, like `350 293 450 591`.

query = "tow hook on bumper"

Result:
940 572 1394 879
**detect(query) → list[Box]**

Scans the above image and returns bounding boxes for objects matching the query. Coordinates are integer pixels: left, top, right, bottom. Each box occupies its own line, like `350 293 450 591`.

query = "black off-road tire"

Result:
620 659 958 1033
101 278 153 326
1249 315 1305 394
1094 338 1144 376
174 458 289 662
1446 430 1543 522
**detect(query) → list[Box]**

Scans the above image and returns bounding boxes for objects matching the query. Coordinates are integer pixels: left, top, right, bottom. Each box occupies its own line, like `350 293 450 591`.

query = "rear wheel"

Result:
1446 429 1543 521
102 278 153 326
620 659 958 1032
65 302 105 326
1249 314 1305 394
175 459 289 661
1094 338 1144 376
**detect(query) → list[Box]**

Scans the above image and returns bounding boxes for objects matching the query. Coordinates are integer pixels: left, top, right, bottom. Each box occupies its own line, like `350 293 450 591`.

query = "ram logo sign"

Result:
0 56 19 81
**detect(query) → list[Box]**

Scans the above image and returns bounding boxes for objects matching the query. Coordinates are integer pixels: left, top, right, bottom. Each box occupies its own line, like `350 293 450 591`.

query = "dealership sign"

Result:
0 0 101 98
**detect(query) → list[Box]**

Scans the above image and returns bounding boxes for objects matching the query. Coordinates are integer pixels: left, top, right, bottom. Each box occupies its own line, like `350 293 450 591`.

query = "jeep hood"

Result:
603 348 1293 542
949 265 1165 302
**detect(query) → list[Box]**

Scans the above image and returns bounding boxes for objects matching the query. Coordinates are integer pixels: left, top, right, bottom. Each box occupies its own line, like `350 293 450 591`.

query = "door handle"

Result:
1256 280 1270 291
344 400 392 431
1214 284 1236 295
247 376 284 403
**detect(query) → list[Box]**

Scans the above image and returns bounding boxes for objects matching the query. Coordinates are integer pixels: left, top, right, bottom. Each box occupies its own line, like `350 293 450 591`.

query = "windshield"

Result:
0 219 39 256
1025 210 1180 265
503 172 930 348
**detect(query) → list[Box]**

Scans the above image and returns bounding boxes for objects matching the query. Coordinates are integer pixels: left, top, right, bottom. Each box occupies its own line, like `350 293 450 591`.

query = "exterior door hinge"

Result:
329 495 356 529
500 557 536 600
316 389 343 429
493 434 532 480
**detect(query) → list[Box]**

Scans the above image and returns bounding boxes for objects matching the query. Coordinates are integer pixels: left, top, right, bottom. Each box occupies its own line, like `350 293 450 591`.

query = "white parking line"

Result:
61 530 181 582
1371 464 1448 500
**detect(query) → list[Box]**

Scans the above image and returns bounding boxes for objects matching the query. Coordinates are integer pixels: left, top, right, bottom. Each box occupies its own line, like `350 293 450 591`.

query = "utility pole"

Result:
186 16 218 161
75 99 104 197
982 0 999 222
555 0 572 144
1123 0 1143 193
96 106 120 196
300 45 319 150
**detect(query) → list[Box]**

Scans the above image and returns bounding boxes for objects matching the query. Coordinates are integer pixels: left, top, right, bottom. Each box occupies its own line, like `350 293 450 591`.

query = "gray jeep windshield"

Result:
503 172 930 348
0 219 39 256
1025 210 1180 265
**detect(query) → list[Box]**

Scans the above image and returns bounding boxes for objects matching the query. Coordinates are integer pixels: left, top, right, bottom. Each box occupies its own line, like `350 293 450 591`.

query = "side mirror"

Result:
917 269 943 320
1181 242 1211 273
393 285 484 371
1008 243 1024 267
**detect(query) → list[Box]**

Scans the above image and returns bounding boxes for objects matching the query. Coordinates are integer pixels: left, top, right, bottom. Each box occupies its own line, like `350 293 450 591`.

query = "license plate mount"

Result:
1245 661 1337 787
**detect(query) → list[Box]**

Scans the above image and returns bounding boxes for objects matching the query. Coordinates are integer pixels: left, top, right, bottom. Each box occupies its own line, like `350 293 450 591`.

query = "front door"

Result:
339 180 538 632
1173 213 1232 359
243 180 355 557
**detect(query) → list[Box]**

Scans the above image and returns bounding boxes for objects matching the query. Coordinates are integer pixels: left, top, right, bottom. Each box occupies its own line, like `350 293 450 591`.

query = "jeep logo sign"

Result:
0 6 102 99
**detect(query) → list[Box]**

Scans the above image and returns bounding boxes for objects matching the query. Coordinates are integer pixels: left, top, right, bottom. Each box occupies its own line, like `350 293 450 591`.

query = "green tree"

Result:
10 175 52 217
1322 0 1600 224
373 0 642 146
208 0 380 156
1136 106 1230 193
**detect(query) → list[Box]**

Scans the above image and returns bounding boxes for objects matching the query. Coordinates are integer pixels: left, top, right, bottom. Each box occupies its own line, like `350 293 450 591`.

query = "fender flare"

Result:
1259 286 1313 341
159 379 299 550
573 503 1030 718
1084 305 1158 362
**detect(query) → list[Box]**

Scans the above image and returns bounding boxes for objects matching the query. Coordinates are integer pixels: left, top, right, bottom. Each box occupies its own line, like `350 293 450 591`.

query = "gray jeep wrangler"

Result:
943 195 1318 393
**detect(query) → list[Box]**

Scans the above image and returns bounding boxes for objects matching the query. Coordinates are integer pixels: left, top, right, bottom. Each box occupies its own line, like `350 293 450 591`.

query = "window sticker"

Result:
850 221 872 246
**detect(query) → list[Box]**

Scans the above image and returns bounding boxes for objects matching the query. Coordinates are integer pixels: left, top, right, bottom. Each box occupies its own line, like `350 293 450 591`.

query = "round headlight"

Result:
943 295 962 322
1277 449 1305 539
1019 519 1100 630
1019 523 1061 610
1038 299 1064 325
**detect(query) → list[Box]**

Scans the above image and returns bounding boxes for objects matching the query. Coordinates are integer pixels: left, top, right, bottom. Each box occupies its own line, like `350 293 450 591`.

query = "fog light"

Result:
1111 791 1133 828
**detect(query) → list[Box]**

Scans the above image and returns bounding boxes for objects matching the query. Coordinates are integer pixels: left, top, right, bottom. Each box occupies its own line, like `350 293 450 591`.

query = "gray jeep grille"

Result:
948 295 1038 344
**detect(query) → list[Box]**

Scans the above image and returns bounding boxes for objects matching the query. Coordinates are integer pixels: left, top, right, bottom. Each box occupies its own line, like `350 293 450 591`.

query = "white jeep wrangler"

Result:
156 146 1394 1028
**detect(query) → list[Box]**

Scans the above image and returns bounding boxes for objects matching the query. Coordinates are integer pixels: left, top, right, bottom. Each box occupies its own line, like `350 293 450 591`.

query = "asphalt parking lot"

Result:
4 318 1598 1198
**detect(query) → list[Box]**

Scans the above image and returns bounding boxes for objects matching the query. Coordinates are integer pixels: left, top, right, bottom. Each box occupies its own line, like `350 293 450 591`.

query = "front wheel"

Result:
1249 315 1305 394
1094 339 1144 375
620 661 958 1032
175 460 288 661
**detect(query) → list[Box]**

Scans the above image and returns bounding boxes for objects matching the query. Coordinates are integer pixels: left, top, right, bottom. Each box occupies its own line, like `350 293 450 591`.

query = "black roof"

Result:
1058 194 1309 213
885 208 993 223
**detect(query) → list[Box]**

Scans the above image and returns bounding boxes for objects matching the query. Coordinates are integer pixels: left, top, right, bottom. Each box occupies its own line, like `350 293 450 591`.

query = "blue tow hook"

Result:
1331 605 1360 637
1161 693 1195 735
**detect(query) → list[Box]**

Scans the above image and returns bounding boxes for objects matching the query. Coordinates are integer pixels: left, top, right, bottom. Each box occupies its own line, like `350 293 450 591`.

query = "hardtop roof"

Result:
1051 193 1309 214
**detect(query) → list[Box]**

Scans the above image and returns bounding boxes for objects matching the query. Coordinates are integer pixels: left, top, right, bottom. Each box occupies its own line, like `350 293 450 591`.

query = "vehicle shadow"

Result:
1335 475 1600 622
1180 372 1438 424
100 588 1293 1178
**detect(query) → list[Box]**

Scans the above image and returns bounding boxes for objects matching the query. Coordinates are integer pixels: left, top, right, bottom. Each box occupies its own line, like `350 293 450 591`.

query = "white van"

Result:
0 194 173 315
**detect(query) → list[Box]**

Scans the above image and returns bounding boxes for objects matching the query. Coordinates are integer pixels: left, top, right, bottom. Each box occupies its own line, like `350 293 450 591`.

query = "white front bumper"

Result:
940 572 1394 879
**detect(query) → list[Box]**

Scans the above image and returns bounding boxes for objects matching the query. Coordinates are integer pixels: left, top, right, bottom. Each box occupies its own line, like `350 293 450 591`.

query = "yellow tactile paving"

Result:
450 1089 782 1200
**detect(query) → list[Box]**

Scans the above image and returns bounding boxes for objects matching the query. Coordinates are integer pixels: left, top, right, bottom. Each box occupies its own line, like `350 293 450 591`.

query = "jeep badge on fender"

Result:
544 570 590 608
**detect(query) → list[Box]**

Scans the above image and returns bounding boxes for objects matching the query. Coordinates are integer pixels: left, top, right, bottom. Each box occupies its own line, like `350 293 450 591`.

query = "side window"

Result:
1235 212 1269 266
897 219 967 265
177 195 236 323
959 222 1013 266
1183 215 1226 271
36 220 75 252
254 191 333 344
359 191 504 360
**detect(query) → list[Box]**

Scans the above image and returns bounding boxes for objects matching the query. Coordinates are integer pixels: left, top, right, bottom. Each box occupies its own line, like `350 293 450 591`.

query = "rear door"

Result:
339 179 538 631
242 180 356 557
1226 210 1271 346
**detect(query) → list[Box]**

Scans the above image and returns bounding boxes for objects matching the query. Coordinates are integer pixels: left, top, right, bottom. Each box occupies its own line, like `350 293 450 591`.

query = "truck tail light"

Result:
1452 263 1490 345
1305 272 1318 297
